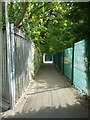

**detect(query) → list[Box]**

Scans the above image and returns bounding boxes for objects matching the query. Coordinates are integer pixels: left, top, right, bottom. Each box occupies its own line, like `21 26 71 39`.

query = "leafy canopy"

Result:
6 2 89 54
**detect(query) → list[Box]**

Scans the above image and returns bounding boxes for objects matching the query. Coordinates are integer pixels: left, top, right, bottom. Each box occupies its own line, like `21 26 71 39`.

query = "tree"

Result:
5 2 89 54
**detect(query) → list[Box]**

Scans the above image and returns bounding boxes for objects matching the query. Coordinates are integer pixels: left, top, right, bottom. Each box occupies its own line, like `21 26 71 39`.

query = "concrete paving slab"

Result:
1 62 88 118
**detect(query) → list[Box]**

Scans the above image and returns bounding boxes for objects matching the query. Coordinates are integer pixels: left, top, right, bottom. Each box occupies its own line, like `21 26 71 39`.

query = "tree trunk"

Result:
15 2 28 27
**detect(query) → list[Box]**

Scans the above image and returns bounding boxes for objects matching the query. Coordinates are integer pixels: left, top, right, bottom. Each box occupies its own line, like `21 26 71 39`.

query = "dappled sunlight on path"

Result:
1 63 88 118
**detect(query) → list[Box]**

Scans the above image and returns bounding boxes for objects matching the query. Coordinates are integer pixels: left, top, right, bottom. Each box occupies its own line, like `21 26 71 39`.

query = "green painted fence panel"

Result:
53 52 64 72
53 40 89 95
53 54 58 68
53 54 55 64
53 54 56 65
58 52 64 72
74 40 88 95
64 48 73 80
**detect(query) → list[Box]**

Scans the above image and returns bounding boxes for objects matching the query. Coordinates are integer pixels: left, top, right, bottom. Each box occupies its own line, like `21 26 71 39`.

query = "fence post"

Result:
63 50 64 74
10 24 15 106
58 53 59 68
5 1 13 108
71 42 74 85
0 2 2 112
87 40 90 96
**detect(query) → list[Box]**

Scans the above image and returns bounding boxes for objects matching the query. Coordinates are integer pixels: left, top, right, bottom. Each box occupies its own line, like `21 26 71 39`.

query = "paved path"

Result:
1 62 88 118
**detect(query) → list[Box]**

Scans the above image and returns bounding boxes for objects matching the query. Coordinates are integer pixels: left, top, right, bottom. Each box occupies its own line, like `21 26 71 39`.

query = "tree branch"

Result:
10 2 13 18
17 13 56 29
15 2 28 27
17 3 50 28
28 2 50 19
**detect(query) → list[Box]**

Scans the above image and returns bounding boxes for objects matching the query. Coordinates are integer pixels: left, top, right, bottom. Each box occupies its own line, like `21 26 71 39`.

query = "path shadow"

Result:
34 63 71 90
1 62 89 119
2 97 88 118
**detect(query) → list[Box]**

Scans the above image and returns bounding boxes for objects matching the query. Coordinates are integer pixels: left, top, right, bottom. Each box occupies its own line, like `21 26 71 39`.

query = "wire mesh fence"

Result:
64 48 73 80
53 40 89 96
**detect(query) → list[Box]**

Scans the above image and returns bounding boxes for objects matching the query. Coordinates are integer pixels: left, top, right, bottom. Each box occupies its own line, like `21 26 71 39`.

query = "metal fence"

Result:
0 31 10 111
73 40 88 95
14 27 33 102
64 48 73 81
53 52 64 72
53 40 89 96
0 24 43 110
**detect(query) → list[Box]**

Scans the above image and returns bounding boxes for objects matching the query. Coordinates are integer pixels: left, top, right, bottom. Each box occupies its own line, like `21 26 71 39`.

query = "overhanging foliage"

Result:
3 2 89 54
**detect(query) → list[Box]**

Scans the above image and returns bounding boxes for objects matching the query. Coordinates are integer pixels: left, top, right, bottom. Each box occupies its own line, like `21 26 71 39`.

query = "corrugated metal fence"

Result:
1 24 43 110
53 40 90 96
1 31 10 108
14 27 33 102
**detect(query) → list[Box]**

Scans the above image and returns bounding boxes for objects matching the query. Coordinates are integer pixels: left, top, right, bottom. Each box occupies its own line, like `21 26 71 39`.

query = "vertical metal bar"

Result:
5 1 13 108
71 42 74 85
0 1 2 113
63 50 64 74
87 40 90 96
57 54 58 67
58 53 59 69
10 24 15 106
